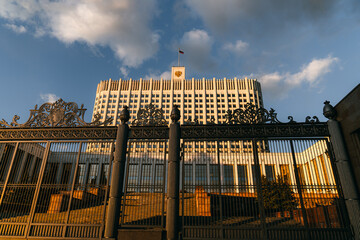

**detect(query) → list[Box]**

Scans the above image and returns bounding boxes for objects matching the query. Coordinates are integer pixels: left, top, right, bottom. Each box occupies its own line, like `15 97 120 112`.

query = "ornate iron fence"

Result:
119 139 168 229
0 99 115 239
0 140 114 238
180 138 351 240
0 99 354 240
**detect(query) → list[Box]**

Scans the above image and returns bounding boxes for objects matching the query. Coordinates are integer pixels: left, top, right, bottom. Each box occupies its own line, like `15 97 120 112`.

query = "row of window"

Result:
124 163 332 194
0 145 332 195
98 103 254 112
97 97 253 105
183 164 278 186
0 145 43 184
96 93 260 101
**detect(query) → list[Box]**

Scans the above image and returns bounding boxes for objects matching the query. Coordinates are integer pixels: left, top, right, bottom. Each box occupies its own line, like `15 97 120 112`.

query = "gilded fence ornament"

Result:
225 103 296 124
0 98 112 128
132 103 167 126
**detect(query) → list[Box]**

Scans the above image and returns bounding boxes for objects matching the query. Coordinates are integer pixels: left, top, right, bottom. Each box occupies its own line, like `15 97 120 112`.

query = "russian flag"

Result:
179 49 184 54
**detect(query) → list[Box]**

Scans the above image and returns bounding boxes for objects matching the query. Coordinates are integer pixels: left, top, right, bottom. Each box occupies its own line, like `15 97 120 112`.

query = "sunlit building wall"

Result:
0 141 335 195
92 66 263 125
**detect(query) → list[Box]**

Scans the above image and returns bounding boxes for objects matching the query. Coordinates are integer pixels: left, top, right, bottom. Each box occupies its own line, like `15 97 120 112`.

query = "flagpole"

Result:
178 48 180 66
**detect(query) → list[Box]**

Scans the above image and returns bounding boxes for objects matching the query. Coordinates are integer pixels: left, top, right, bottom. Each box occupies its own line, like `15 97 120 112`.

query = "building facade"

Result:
92 66 263 125
87 67 335 197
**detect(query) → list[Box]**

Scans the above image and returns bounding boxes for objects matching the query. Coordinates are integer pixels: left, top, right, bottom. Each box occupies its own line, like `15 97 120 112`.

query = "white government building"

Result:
92 66 263 125
0 66 335 197
87 66 335 193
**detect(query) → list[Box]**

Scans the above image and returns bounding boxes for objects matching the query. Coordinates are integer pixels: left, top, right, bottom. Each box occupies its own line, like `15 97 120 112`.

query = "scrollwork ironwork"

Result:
305 116 320 123
132 103 167 126
0 127 117 140
0 98 112 128
206 117 216 125
129 126 169 139
184 117 199 125
181 123 329 139
225 103 295 124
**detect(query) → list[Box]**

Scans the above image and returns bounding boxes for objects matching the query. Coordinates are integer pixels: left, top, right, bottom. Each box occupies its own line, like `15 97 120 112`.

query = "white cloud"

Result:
288 57 339 87
160 71 171 80
0 0 41 21
223 40 249 54
180 29 216 71
184 0 239 35
0 0 159 68
145 71 171 80
259 56 339 99
4 23 26 33
120 67 129 78
184 0 340 36
40 93 60 103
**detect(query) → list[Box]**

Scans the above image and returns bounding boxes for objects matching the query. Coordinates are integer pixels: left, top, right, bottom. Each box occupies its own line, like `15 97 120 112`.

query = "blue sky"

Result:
0 0 359 123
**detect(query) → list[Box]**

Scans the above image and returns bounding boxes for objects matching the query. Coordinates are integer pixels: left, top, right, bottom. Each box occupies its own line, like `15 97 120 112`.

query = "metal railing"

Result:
0 102 355 239
180 138 351 240
0 140 113 239
120 140 168 229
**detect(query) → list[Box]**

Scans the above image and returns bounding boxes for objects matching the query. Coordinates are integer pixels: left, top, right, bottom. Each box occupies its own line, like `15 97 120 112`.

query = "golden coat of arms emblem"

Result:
175 71 182 77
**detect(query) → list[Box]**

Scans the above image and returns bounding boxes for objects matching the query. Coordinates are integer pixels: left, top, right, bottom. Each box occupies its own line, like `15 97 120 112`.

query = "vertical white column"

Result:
192 77 195 122
114 79 122 125
202 79 207 124
234 77 240 109
180 79 184 124
213 77 218 123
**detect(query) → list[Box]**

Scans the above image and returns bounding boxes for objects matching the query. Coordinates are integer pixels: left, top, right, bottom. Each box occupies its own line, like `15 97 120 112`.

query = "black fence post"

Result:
166 105 181 240
323 101 360 239
104 107 130 239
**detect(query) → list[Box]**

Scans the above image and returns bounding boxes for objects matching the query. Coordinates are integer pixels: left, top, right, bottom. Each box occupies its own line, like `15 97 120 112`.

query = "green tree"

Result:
261 175 297 215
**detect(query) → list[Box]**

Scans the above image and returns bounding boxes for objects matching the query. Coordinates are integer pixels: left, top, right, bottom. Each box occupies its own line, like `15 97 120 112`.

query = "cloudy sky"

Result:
0 0 359 122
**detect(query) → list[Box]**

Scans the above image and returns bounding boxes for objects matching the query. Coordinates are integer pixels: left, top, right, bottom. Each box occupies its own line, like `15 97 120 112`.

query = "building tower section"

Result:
92 66 263 125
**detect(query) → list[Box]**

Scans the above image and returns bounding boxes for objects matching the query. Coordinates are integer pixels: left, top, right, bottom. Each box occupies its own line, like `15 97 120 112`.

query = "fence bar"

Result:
252 139 267 240
166 106 181 240
0 142 19 206
162 140 167 229
181 143 185 238
104 118 129 239
216 140 224 239
62 142 83 237
290 140 310 238
100 142 115 236
119 142 132 226
25 141 51 237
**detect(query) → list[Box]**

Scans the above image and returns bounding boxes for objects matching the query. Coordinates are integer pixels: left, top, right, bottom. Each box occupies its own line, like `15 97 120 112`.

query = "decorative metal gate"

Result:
179 107 353 240
0 100 355 240
120 139 168 229
0 140 114 238
180 138 351 239
0 99 116 239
